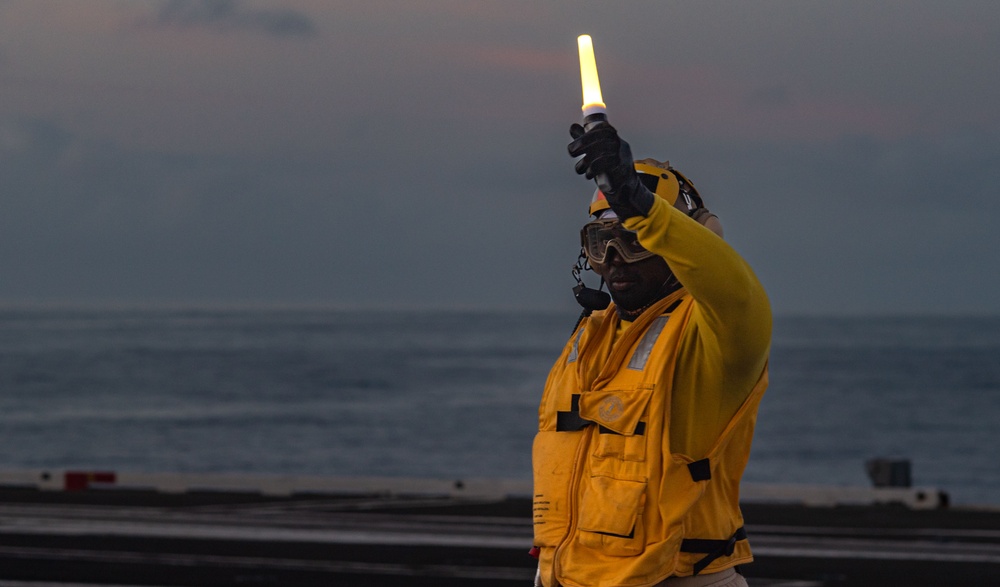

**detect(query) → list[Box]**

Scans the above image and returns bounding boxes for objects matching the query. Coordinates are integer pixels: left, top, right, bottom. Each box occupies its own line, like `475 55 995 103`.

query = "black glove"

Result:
568 120 654 220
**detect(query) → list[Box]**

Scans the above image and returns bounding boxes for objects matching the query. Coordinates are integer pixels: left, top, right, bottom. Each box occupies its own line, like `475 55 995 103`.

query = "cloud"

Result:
0 114 573 309
671 127 1000 315
154 0 316 38
0 115 336 301
3 0 1000 313
743 86 792 110
430 42 569 75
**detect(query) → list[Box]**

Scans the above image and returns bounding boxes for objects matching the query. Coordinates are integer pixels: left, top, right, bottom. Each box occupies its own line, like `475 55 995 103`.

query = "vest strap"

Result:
680 527 748 576
687 458 711 482
556 394 648 435
601 421 645 436
556 395 590 431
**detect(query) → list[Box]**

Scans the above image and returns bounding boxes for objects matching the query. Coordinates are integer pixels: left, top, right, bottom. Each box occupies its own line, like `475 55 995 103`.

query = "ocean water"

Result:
0 308 997 505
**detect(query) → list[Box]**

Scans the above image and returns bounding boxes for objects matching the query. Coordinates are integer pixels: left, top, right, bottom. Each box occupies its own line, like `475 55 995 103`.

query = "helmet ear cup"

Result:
690 207 724 238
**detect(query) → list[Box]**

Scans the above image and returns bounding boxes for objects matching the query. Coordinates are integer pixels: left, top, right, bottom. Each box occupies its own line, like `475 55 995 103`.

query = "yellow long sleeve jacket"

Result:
532 196 771 587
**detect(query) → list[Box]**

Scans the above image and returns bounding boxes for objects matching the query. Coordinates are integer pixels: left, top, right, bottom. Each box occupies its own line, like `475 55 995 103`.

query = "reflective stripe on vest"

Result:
567 327 585 364
628 315 669 371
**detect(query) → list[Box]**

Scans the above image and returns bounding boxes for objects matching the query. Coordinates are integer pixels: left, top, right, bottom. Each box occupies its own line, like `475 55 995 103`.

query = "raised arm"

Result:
626 196 771 380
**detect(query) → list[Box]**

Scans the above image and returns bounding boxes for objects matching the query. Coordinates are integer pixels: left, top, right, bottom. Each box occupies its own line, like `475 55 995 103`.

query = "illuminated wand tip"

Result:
577 34 606 116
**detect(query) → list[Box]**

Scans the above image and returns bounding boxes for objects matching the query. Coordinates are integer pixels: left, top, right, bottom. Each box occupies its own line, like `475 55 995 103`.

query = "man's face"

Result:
592 247 674 313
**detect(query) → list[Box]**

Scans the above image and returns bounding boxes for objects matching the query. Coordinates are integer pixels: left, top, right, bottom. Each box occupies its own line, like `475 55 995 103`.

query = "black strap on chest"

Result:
556 393 646 436
680 526 748 576
555 394 646 435
556 394 591 431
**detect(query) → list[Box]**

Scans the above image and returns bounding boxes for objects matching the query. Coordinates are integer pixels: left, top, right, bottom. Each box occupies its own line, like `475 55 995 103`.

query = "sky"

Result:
1 0 998 315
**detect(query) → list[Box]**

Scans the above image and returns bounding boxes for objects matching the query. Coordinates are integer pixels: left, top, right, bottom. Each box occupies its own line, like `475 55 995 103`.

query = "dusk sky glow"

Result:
2 0 998 315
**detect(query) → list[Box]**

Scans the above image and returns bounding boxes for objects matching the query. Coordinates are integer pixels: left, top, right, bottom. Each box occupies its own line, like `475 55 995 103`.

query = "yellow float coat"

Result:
533 197 771 587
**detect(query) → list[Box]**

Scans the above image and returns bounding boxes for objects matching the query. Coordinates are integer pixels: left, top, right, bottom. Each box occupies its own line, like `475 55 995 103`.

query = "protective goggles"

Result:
580 218 655 266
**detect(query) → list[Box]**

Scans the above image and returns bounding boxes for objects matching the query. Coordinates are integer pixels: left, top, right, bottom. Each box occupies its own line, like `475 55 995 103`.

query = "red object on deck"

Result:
64 471 117 491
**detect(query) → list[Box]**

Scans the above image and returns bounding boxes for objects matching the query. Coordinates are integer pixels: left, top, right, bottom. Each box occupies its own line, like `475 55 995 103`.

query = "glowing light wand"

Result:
576 34 614 194
577 34 606 118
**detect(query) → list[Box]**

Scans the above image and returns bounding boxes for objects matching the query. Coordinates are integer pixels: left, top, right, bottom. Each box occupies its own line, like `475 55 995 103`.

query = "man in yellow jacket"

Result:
531 118 771 587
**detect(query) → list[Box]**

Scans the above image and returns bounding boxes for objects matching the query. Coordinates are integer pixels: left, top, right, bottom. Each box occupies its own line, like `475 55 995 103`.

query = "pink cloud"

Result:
423 41 571 75
608 61 932 142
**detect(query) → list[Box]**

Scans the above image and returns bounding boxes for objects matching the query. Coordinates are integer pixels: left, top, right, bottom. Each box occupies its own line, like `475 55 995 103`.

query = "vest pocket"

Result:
532 431 581 547
580 384 655 462
578 475 647 556
592 427 648 462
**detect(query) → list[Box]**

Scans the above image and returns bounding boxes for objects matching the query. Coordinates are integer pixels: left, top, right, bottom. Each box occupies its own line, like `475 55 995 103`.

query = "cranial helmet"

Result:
588 159 723 238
